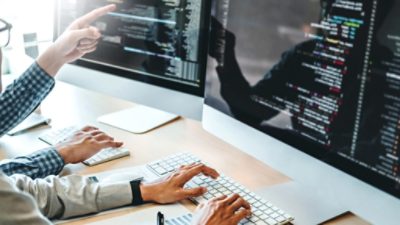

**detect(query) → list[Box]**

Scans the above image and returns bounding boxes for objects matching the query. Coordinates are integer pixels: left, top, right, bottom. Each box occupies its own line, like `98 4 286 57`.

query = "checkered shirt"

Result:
0 148 65 179
0 62 65 178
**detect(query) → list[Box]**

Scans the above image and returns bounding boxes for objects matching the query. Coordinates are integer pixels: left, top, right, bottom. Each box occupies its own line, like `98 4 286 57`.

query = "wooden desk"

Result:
0 81 369 225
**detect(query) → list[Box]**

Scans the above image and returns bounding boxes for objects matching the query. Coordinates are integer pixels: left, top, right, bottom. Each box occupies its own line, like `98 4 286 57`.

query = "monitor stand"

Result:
98 105 180 134
256 181 348 225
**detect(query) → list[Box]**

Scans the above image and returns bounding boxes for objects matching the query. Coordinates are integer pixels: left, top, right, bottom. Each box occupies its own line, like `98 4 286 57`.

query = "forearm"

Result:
0 63 54 136
0 148 65 179
10 174 133 219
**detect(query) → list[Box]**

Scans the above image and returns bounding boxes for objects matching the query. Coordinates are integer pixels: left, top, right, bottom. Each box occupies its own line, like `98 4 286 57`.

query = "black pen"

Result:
157 211 164 225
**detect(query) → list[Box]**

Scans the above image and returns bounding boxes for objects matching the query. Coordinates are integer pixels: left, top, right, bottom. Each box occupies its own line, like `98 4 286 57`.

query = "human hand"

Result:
191 194 252 225
140 163 220 204
37 4 116 76
56 126 123 164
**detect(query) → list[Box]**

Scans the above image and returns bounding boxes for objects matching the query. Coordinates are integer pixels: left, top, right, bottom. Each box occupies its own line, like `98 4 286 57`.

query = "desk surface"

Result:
0 81 370 225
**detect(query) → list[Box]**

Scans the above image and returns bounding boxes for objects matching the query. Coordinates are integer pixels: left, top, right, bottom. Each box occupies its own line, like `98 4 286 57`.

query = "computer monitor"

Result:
54 0 211 123
203 0 400 224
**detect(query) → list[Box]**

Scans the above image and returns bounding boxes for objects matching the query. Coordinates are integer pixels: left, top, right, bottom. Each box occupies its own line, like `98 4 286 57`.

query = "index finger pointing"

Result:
76 4 116 27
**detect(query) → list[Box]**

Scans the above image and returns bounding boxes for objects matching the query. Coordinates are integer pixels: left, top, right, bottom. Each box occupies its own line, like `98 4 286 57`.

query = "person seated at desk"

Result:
0 4 251 225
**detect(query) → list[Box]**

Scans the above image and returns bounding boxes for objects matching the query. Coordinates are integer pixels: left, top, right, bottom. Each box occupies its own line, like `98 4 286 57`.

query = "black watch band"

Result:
130 179 145 206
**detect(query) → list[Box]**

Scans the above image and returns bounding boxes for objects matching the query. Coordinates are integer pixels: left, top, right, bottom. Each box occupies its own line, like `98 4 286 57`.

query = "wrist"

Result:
56 145 73 164
140 183 155 202
37 45 65 77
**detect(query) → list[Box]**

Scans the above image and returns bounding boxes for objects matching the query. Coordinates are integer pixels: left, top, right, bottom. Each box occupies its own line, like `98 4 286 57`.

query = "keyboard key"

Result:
204 193 213 199
155 167 167 175
270 213 279 218
210 189 217 195
259 214 268 220
39 126 78 145
83 148 130 166
283 214 292 219
248 198 257 204
255 221 268 225
223 190 232 195
253 201 262 208
265 209 273 215
193 196 207 204
266 218 277 225
276 216 286 223
240 218 252 225
254 210 263 217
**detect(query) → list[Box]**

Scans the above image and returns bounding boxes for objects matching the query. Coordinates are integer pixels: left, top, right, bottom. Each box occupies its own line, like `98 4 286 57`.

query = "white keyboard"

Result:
147 153 201 176
39 126 78 145
39 126 130 166
147 153 294 225
83 147 130 166
166 213 193 225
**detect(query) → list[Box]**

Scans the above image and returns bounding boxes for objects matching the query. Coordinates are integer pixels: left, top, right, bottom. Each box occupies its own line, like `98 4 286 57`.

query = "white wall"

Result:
0 0 54 63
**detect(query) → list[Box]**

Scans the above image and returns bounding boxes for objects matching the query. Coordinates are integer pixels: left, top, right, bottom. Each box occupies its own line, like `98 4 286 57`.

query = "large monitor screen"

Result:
205 0 400 198
55 0 211 96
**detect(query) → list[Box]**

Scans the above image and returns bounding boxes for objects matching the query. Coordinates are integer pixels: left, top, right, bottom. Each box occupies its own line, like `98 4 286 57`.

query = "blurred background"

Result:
0 0 55 75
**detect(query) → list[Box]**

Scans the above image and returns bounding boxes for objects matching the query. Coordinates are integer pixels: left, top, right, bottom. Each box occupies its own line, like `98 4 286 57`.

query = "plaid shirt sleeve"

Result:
0 63 63 178
0 62 55 137
0 148 65 179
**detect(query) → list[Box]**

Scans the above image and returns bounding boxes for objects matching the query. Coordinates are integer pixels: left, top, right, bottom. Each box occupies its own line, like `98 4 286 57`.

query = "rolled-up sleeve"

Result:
0 62 55 137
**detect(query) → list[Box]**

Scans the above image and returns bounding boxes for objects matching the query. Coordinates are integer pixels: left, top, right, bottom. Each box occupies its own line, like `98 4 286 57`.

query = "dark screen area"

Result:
205 0 400 198
55 0 211 96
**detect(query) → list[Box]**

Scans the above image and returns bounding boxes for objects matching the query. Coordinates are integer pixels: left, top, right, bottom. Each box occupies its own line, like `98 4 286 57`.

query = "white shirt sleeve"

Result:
0 172 133 221
0 173 52 225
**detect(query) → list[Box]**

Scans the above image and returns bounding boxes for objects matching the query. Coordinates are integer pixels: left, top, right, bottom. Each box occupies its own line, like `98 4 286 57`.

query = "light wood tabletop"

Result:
0 81 370 225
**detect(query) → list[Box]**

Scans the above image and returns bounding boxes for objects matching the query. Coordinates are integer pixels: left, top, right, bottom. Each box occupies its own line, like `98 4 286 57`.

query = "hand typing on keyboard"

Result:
55 126 123 164
192 194 252 225
141 162 253 225
140 163 220 204
147 153 293 225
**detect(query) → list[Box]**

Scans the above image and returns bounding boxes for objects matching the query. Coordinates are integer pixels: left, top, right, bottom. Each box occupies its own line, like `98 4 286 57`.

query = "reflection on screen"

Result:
57 0 208 88
205 0 400 197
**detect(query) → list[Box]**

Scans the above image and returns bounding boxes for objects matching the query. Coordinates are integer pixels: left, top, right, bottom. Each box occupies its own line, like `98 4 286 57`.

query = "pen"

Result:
157 211 164 225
